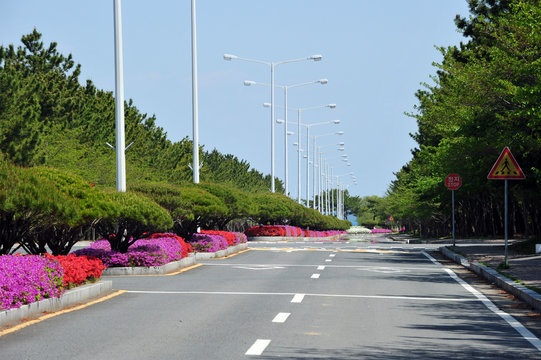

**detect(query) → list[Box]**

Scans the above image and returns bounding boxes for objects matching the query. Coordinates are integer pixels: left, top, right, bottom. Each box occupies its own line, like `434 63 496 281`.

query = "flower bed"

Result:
188 233 228 253
45 254 105 287
199 230 247 246
245 225 346 238
74 236 187 268
146 233 194 258
231 232 248 245
0 255 64 310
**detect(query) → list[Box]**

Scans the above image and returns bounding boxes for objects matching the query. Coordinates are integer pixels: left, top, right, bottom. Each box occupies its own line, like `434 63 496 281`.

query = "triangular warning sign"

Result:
487 147 525 180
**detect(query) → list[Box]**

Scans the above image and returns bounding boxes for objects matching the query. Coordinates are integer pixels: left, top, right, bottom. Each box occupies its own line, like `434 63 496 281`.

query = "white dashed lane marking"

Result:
272 312 291 323
311 273 320 279
246 339 271 356
317 265 325 270
291 294 305 303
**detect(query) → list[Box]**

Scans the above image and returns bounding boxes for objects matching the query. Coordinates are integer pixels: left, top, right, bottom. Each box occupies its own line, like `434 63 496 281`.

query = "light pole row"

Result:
223 53 322 193
244 80 328 195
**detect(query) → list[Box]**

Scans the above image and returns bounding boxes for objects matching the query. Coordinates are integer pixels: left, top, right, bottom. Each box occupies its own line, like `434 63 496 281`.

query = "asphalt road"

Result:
1 235 541 359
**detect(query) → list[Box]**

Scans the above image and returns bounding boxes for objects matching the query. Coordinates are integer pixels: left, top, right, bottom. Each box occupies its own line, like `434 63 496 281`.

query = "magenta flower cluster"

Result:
231 232 247 245
0 255 64 310
74 237 184 268
188 233 229 253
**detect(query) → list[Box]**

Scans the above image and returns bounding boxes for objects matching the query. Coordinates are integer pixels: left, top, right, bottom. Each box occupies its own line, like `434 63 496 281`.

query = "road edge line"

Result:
422 251 541 352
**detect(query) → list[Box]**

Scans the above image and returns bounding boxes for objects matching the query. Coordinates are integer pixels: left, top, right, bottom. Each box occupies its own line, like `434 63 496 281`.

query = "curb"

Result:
439 246 541 312
102 255 196 276
0 280 113 327
194 243 248 260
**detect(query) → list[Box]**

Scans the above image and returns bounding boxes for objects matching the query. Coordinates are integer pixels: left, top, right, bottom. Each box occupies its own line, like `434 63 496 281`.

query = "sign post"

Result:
445 174 462 246
487 147 525 266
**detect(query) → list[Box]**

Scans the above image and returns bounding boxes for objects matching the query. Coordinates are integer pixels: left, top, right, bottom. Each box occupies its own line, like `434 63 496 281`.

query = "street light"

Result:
313 133 344 210
326 158 351 216
269 103 336 204
113 0 126 192
281 118 340 207
224 53 323 193
245 79 328 195
335 172 355 219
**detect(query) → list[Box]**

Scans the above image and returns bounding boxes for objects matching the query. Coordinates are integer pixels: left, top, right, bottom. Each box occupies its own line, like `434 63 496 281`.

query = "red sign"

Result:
487 147 525 180
445 174 462 190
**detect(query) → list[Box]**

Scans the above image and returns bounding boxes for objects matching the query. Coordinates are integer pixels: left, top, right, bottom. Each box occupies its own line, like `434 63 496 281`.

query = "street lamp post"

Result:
245 79 327 195
113 0 126 192
273 105 336 204
282 119 339 206
313 135 344 210
191 0 199 184
224 53 322 193
335 172 354 219
321 155 350 215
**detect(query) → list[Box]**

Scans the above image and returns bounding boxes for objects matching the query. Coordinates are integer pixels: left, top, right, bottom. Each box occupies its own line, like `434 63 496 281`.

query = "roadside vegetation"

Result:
350 1 541 239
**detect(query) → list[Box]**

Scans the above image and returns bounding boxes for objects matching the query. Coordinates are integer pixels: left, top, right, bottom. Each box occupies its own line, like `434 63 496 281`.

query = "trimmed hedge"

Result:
1 157 350 255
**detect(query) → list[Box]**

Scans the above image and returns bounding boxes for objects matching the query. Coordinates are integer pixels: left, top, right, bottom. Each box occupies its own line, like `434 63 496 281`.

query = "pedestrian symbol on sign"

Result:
487 147 525 180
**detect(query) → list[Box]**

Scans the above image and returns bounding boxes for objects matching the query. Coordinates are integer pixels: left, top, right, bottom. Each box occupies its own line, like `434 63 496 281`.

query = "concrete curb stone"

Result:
0 280 113 327
440 246 541 312
102 255 196 276
194 243 248 260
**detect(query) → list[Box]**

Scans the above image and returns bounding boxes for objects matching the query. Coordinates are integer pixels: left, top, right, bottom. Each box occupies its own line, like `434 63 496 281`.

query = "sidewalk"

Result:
388 234 541 311
448 240 541 290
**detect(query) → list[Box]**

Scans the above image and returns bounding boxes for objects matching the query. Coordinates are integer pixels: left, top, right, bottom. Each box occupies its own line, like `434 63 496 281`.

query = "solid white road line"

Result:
317 265 325 270
311 273 320 279
246 339 271 355
272 312 291 323
291 294 305 303
421 251 541 352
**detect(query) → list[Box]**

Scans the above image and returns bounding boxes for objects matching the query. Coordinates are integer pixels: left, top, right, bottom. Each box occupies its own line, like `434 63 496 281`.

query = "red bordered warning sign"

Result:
487 147 525 180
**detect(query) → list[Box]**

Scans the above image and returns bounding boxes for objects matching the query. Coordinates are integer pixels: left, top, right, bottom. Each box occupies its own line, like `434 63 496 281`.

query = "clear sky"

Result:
0 0 471 199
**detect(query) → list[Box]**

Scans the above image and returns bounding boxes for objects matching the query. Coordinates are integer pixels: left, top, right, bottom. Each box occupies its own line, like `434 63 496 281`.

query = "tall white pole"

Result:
306 126 310 206
331 170 334 216
317 149 323 214
297 110 301 204
284 87 288 195
270 64 275 193
113 0 126 192
326 162 330 215
191 0 199 184
312 136 317 209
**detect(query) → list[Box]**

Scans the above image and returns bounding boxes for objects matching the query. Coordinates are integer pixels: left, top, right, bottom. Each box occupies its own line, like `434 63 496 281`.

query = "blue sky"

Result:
1 1 471 198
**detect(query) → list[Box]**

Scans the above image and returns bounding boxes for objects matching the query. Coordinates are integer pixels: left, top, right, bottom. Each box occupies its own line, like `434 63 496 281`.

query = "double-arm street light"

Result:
278 118 340 206
224 53 322 193
269 104 337 203
245 79 328 195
